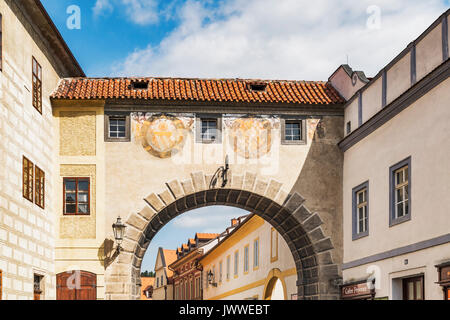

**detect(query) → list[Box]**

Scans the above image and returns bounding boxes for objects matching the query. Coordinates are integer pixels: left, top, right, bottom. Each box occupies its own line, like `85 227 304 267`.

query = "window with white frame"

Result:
244 245 249 273
253 239 259 269
352 181 369 240
389 157 411 226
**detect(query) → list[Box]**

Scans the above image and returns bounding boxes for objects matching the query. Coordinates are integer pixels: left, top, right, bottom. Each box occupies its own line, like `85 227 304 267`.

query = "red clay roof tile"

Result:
51 77 345 105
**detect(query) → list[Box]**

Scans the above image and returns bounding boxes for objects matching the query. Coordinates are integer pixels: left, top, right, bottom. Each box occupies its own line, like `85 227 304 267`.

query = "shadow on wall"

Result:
100 238 117 269
289 116 344 266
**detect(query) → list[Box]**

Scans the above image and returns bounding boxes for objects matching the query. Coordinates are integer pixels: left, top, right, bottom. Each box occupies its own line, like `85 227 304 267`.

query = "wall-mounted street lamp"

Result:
207 270 217 287
112 216 126 253
209 155 230 189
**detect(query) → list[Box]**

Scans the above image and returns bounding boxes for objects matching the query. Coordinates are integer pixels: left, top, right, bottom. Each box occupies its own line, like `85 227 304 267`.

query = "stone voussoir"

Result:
166 179 184 199
158 189 175 206
191 171 206 192
243 172 257 191
144 193 165 211
253 179 268 196
181 179 195 195
126 212 148 231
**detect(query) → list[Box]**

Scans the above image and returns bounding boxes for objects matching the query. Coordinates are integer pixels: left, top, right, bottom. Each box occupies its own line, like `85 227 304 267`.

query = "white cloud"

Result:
113 0 448 80
93 0 113 16
172 206 248 230
93 0 160 25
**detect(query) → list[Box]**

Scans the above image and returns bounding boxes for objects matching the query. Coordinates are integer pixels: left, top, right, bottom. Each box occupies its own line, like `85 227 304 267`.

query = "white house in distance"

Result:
152 248 177 300
199 214 297 300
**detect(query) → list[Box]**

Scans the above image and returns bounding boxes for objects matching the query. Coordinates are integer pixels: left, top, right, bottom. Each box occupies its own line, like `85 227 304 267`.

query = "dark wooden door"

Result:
403 276 424 300
57 271 97 300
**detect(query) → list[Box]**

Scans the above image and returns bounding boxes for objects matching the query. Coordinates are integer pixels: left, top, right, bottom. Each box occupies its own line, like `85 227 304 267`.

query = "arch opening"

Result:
105 181 340 300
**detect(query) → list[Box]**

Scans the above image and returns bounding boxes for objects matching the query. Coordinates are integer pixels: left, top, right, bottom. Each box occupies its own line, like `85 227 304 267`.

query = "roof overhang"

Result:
8 0 85 77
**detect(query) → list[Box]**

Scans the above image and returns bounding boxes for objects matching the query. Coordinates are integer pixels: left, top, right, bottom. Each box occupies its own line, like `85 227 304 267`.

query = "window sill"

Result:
352 231 369 241
281 140 307 145
389 214 411 227
63 213 91 216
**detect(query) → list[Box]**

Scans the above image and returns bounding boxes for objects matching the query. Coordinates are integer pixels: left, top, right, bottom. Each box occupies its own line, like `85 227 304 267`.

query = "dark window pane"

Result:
66 204 76 214
64 180 76 191
78 180 89 191
65 193 76 202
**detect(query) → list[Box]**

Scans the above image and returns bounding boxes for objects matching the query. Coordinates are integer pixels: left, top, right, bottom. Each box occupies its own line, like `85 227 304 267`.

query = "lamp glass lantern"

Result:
112 217 126 252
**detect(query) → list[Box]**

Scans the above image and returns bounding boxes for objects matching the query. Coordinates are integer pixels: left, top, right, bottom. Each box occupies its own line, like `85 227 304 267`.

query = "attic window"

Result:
130 80 149 90
248 83 267 92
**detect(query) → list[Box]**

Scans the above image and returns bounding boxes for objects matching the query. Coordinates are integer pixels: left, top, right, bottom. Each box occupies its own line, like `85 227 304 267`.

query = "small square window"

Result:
281 118 306 145
346 121 352 135
352 181 369 240
196 115 222 144
105 114 130 142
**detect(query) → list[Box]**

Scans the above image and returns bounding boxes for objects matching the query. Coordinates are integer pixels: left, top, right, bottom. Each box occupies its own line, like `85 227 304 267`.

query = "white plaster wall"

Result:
361 77 382 123
416 23 443 82
342 243 450 300
386 52 411 105
0 0 61 300
344 99 359 136
343 78 450 263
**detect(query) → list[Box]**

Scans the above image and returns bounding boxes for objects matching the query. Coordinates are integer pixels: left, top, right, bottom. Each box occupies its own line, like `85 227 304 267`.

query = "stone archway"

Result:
105 171 341 300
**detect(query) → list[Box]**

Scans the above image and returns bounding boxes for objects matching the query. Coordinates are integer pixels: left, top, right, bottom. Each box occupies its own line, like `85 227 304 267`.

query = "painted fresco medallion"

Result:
227 118 274 159
139 115 190 158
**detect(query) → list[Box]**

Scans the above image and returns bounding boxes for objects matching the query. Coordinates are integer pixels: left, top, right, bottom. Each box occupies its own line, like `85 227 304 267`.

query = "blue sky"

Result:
40 0 449 271
42 0 449 80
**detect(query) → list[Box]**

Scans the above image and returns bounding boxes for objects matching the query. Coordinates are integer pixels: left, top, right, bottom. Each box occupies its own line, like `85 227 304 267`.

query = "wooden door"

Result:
403 276 424 300
57 271 96 300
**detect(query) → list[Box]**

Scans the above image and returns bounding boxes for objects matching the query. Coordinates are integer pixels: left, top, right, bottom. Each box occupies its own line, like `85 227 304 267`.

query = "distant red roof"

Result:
51 77 345 105
196 233 220 240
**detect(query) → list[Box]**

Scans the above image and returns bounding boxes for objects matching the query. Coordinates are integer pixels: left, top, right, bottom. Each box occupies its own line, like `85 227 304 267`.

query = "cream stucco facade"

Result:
339 10 450 300
0 0 83 300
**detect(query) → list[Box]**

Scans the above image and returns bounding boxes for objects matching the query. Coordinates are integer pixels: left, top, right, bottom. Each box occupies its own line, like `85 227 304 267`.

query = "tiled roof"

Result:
140 277 155 300
196 233 220 240
51 77 345 105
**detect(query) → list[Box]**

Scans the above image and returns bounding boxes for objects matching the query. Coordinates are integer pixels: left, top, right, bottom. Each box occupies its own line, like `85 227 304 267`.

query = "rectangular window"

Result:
105 114 130 142
32 57 42 114
244 245 249 273
281 118 306 145
63 178 90 215
346 121 351 135
270 228 278 263
253 238 259 269
234 251 239 277
23 157 34 202
403 276 424 300
226 255 230 280
390 157 411 226
195 115 222 144
219 261 223 283
34 166 45 209
352 181 369 240
34 274 43 300
109 117 126 138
